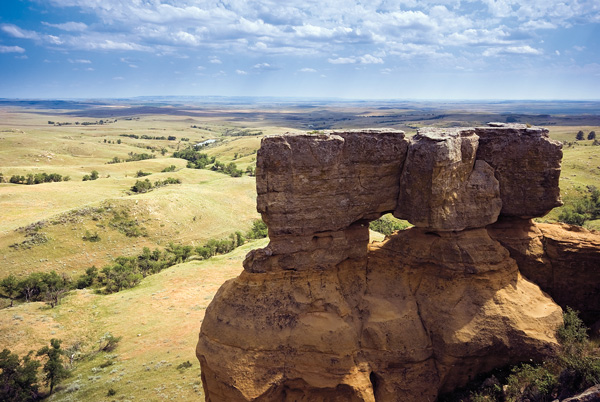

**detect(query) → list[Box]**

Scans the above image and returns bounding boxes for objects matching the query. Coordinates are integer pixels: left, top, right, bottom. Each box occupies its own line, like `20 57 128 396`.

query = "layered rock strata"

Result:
197 124 574 401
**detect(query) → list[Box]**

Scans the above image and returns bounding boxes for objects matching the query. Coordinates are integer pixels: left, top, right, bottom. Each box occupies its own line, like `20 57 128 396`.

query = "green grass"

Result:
0 238 268 401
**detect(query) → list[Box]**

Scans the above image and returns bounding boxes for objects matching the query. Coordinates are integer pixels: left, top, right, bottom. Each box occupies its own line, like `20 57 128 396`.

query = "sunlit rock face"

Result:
197 124 574 402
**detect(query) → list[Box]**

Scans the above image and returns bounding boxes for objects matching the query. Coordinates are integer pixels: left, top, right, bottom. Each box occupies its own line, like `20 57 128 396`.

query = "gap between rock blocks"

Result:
197 123 600 402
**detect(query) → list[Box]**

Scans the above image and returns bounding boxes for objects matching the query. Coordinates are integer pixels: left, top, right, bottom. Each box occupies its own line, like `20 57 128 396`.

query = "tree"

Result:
90 170 99 180
18 273 45 302
588 131 596 140
40 272 70 308
0 275 20 307
36 339 68 394
0 349 41 401
576 130 585 140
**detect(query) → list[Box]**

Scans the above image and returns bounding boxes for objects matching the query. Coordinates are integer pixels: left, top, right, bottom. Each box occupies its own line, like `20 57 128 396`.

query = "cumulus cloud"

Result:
0 45 25 53
299 68 317 73
68 58 92 64
236 69 248 75
6 0 599 78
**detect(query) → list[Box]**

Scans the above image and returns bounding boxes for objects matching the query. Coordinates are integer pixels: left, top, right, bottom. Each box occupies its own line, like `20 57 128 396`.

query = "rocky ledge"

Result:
197 124 600 401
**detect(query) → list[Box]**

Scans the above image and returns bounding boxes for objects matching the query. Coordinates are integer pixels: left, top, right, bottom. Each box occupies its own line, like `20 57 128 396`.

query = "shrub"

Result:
82 230 101 242
177 361 193 370
98 333 121 353
369 214 411 235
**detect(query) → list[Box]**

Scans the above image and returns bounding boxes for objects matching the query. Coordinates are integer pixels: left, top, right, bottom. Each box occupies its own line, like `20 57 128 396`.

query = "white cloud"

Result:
236 69 248 75
209 57 222 64
359 54 384 64
299 68 317 73
69 58 92 64
328 54 383 64
253 62 279 71
1 24 40 39
328 57 357 64
483 45 543 56
0 45 25 53
42 21 88 31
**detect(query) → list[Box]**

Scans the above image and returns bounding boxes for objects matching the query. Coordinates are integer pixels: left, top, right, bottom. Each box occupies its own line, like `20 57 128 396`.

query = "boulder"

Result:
476 123 563 218
256 130 408 237
394 128 502 230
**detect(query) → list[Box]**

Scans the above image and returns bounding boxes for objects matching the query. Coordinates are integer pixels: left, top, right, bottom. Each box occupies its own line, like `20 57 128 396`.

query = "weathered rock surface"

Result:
256 130 408 237
197 126 574 401
394 128 502 230
476 123 563 218
488 218 600 326
197 228 562 402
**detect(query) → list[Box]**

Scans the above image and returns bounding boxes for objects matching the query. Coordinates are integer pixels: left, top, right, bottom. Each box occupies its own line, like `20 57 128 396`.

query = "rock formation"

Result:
196 124 595 401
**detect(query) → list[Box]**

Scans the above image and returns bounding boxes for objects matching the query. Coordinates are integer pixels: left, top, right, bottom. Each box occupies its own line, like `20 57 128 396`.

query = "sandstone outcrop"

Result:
197 123 573 401
488 218 600 326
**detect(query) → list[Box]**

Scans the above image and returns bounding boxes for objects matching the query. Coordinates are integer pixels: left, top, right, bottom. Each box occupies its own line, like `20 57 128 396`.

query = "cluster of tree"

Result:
107 152 156 164
211 160 243 177
0 271 70 308
49 120 115 126
135 170 151 177
443 308 600 402
369 214 411 235
576 130 596 141
161 165 177 172
173 149 215 169
558 186 600 226
74 220 266 294
0 338 69 400
82 170 99 181
8 173 69 185
130 177 181 193
120 134 175 140
1 220 268 299
222 128 264 137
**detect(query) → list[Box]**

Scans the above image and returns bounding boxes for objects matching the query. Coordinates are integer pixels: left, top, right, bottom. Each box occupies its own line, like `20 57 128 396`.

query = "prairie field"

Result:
1 100 599 401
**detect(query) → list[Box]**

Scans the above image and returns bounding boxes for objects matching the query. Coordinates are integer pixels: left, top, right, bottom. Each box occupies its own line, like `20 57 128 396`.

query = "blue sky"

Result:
0 0 599 100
